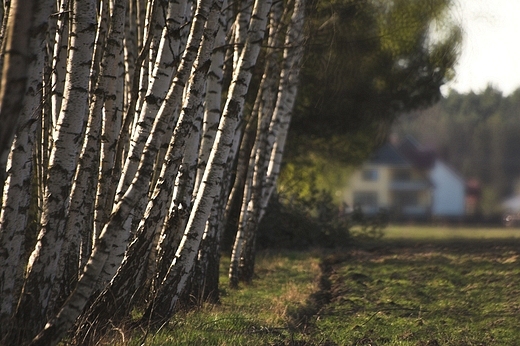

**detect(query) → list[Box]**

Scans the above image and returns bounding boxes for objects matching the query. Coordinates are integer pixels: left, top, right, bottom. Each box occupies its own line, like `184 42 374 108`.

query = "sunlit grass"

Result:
113 228 520 345
123 250 322 345
316 240 520 345
384 224 520 239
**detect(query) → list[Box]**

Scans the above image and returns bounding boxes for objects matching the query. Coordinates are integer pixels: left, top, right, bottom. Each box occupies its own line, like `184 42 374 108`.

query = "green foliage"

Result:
257 166 387 249
348 206 387 240
258 189 352 249
287 0 461 165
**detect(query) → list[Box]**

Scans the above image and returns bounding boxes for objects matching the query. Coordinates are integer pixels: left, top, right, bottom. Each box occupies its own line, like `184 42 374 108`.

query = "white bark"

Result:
50 0 69 126
115 0 188 202
96 0 220 308
123 0 138 112
0 0 55 331
92 44 125 242
262 0 306 215
147 0 271 321
230 0 305 285
194 0 227 195
28 2 217 343
13 0 97 339
132 0 154 141
57 0 126 300
97 0 213 287
232 0 253 70
228 1 282 285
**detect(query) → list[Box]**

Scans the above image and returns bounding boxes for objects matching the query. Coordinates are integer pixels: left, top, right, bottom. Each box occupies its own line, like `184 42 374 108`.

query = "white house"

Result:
344 136 466 219
429 160 466 217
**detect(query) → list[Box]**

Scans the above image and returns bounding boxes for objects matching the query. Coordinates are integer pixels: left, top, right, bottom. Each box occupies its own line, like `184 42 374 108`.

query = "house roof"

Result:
368 143 410 165
397 135 436 170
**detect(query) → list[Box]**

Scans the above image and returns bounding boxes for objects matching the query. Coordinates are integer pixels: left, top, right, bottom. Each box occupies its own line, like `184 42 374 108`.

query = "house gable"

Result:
429 160 466 217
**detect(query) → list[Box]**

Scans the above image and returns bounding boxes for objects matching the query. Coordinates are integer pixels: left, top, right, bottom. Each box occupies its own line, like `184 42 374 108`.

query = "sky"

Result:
443 0 520 95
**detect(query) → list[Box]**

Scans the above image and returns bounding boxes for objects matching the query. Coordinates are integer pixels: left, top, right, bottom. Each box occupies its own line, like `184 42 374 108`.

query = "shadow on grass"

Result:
285 236 520 345
297 236 520 345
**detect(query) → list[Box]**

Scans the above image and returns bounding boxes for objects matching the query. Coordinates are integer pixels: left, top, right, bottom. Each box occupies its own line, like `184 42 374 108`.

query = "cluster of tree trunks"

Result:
0 0 305 344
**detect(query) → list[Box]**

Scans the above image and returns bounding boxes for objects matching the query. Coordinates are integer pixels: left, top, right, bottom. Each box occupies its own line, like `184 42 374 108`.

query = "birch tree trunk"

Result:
194 0 227 195
189 2 229 301
261 0 306 218
232 0 306 284
94 0 213 292
69 3 221 340
0 0 31 160
143 0 271 323
114 0 186 203
0 0 309 343
49 1 69 133
29 1 216 344
52 0 126 311
0 0 55 337
228 0 283 287
6 2 97 344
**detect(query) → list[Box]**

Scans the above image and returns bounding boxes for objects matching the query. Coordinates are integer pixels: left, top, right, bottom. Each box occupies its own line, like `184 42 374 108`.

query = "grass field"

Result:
384 224 520 240
119 226 520 345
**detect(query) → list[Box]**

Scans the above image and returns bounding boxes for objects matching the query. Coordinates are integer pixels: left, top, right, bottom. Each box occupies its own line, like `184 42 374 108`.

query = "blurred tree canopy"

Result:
286 0 461 166
394 86 520 215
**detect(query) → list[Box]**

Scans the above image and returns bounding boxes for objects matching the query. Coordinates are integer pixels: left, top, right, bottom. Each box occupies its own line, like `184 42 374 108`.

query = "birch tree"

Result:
68 2 223 340
3 2 98 344
228 0 306 286
142 0 272 323
0 0 314 344
0 0 32 161
0 0 55 336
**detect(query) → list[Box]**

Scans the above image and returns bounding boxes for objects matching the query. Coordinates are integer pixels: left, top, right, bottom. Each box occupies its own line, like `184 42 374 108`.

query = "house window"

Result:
393 169 411 181
353 191 378 207
362 169 378 181
395 191 418 206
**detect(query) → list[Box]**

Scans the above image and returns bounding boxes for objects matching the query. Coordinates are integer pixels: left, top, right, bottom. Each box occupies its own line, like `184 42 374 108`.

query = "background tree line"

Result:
0 0 459 345
394 86 520 215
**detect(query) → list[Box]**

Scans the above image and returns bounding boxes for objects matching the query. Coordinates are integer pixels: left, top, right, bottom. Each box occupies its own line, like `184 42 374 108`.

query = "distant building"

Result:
342 136 466 220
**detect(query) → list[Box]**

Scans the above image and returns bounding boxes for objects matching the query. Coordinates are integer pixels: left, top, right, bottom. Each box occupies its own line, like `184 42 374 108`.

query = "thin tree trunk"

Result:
0 0 32 170
228 1 283 286
75 2 220 334
0 0 55 337
50 0 70 125
52 0 126 311
114 0 185 203
10 0 97 342
29 2 216 344
189 1 229 301
193 0 228 195
98 1 155 242
238 0 306 283
261 0 306 216
143 0 271 323
95 0 211 291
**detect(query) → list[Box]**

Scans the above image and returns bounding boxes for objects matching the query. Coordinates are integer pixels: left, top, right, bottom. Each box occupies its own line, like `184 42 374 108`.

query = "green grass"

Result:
384 224 520 240
316 241 520 345
117 228 520 345
120 250 322 345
